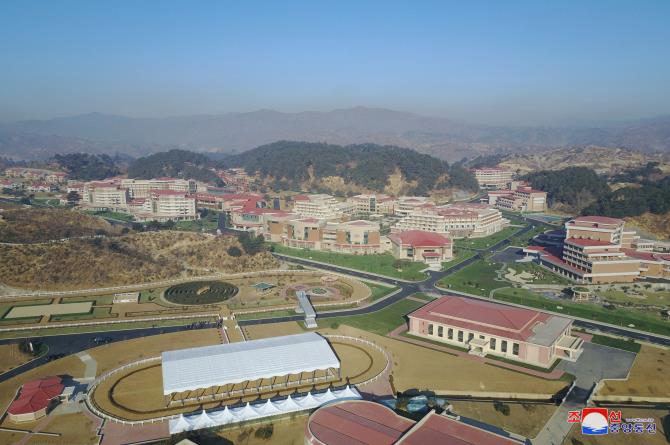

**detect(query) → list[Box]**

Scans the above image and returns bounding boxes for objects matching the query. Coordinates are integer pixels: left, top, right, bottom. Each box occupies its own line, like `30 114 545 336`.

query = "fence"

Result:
84 335 391 426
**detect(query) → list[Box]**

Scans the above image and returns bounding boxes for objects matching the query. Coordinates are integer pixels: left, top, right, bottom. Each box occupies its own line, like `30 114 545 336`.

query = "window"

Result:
458 331 463 342
467 333 474 342
447 328 453 340
428 324 434 335
513 343 519 356
490 338 496 350
437 326 443 337
501 340 508 353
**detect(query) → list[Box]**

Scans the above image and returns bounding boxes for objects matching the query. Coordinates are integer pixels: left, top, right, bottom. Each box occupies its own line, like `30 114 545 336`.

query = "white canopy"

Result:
162 332 340 395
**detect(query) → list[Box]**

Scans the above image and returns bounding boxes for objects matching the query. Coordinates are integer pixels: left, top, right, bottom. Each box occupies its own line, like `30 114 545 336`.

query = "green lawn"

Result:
493 287 670 337
50 306 113 322
508 225 547 247
174 212 219 232
366 282 399 301
587 333 641 353
437 260 503 296
441 249 477 271
454 226 520 250
321 298 425 335
596 289 670 307
271 244 427 280
504 261 573 285
86 210 135 222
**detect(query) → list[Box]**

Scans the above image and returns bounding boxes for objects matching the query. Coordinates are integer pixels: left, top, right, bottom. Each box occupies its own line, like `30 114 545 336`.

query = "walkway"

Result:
387 324 565 380
76 351 98 382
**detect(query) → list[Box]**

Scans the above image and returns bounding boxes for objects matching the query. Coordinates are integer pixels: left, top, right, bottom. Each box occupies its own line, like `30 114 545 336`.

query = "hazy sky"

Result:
1 0 669 125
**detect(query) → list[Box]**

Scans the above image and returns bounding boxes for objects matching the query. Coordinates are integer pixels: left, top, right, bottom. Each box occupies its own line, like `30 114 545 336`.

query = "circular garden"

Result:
163 281 239 305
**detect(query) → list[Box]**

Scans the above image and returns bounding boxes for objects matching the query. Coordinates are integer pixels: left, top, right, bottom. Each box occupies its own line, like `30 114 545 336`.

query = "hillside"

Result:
220 141 479 195
3 109 670 161
0 207 122 243
0 231 278 290
497 146 668 175
127 149 222 184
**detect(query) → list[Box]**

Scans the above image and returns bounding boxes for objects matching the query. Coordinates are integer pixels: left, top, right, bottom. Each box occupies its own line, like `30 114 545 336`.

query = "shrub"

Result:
493 401 510 416
227 246 243 257
254 424 274 440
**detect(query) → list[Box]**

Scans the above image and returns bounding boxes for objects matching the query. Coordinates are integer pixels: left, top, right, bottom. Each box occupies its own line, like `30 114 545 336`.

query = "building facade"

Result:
393 203 507 238
473 168 514 190
292 194 354 221
488 187 548 212
389 230 453 265
408 295 583 367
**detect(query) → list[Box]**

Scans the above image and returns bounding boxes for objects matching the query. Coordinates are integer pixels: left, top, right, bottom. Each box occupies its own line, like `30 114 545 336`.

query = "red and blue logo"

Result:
567 408 656 436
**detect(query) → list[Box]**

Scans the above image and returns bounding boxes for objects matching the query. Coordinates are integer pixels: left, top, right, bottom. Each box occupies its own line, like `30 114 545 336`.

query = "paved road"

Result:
0 322 217 384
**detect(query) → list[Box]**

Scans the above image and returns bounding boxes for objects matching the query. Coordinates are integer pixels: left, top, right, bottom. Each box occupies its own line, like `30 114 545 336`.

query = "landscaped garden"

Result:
271 244 427 280
454 226 520 250
163 281 239 305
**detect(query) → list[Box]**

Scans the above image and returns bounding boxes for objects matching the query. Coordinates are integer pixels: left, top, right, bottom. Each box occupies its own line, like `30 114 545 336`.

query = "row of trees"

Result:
127 149 223 184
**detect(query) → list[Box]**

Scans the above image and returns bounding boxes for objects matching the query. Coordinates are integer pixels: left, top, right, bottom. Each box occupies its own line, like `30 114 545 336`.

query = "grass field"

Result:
321 298 425 335
588 333 641 353
437 260 502 296
235 309 297 320
367 282 398 301
450 400 557 438
597 289 670 307
0 343 34 374
505 261 572 285
454 226 519 250
86 210 135 222
441 249 478 270
598 345 669 399
272 244 427 280
174 212 219 232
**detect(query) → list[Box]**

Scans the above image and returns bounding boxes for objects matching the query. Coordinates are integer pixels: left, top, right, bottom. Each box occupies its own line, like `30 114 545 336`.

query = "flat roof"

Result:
161 333 339 395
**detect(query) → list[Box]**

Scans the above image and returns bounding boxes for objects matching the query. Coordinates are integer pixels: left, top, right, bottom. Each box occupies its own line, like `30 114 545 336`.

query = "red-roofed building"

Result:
7 376 65 423
306 401 526 445
408 295 583 367
389 230 453 265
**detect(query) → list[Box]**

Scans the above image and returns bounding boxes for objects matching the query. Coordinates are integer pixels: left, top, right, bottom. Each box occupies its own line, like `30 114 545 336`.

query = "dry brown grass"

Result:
598 345 670 399
0 343 33 373
0 207 120 243
88 328 223 375
0 231 278 291
215 414 309 445
24 413 99 445
450 400 557 438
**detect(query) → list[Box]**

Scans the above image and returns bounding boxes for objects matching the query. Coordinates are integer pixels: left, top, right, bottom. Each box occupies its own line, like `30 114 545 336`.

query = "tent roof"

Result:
161 333 340 395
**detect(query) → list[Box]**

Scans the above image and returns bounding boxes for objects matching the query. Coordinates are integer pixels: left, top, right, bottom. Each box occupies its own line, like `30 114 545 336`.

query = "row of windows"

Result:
427 324 519 356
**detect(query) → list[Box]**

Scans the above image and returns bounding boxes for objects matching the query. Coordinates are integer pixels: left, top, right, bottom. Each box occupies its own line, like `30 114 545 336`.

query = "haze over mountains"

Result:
1 107 669 161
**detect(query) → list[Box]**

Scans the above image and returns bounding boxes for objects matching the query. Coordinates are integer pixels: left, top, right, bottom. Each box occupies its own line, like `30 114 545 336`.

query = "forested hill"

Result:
221 141 479 195
127 149 222 184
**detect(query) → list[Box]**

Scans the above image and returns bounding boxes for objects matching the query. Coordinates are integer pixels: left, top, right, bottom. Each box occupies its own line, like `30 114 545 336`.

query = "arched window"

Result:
437 326 443 337
428 324 434 335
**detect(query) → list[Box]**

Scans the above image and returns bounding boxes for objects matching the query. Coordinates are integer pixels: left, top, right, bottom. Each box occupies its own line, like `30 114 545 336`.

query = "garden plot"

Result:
5 301 93 319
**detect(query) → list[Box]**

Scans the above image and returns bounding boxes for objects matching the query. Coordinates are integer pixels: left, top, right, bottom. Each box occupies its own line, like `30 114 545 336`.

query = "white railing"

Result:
85 335 392 426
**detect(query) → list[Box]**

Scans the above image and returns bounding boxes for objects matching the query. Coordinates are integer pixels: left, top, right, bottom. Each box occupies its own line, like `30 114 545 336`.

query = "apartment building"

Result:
622 249 670 279
281 219 384 254
4 168 68 184
488 186 548 212
408 295 583 368
83 181 128 211
523 216 641 283
393 203 507 238
143 190 197 222
473 168 514 190
394 196 434 216
347 194 396 215
230 207 293 233
389 230 453 265
120 178 197 199
292 194 354 221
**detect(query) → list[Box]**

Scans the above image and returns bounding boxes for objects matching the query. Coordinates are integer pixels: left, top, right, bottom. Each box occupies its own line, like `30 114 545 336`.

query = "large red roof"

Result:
622 249 670 263
389 230 451 247
307 400 414 445
398 412 522 445
8 377 64 415
409 295 549 342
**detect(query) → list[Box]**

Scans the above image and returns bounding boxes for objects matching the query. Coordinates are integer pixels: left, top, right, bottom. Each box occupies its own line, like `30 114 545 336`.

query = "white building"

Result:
120 178 197 199
347 194 396 215
292 194 354 221
393 203 507 238
83 182 128 211
473 168 514 190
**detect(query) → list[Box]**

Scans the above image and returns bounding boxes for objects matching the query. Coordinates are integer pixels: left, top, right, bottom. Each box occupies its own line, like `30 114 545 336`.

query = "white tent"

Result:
191 410 214 430
162 333 340 395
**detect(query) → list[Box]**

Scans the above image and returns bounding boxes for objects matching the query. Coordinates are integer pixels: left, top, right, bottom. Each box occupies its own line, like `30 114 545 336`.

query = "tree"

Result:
227 246 243 257
254 424 274 440
66 191 81 204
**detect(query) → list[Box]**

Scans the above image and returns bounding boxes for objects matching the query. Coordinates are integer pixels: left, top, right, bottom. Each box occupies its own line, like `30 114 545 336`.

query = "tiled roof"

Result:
8 376 64 415
388 230 451 247
308 400 414 445
622 249 670 263
409 295 550 342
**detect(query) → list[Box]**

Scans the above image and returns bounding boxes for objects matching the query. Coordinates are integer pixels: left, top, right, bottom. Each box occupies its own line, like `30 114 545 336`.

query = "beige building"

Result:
488 187 548 212
394 196 434 216
347 194 396 215
83 181 128 211
473 168 514 190
144 190 197 222
393 203 507 238
292 194 354 221
281 218 385 254
409 296 583 368
120 178 197 199
389 230 453 265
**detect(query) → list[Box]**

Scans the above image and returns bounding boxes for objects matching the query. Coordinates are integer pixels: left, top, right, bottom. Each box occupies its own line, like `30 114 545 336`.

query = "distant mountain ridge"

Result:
2 107 669 161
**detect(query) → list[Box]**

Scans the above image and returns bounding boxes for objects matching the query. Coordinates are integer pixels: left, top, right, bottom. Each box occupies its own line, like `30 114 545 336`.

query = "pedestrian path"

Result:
76 351 98 381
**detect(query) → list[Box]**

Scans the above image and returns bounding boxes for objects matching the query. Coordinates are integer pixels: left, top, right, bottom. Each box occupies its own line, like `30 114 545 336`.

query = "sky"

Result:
1 0 669 125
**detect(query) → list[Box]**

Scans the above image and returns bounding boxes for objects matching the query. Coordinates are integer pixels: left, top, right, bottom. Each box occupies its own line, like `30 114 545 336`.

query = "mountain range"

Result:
1 107 669 161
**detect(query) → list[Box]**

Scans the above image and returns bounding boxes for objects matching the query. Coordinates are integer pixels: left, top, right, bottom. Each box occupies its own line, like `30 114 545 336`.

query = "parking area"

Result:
559 342 637 388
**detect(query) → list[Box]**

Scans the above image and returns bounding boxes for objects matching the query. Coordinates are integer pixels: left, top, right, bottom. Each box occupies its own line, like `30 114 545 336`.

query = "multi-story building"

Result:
394 196 434 216
393 203 507 238
83 181 129 211
622 249 670 279
140 190 196 222
523 216 641 283
120 178 197 199
292 194 354 221
473 168 514 190
347 194 396 215
408 295 583 367
488 187 547 212
280 219 385 254
389 230 453 265
4 167 68 184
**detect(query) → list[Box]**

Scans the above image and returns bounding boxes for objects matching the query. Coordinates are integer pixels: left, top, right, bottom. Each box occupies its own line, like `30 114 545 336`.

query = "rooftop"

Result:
568 216 623 226
8 376 64 415
564 237 618 247
389 230 451 247
161 333 340 395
